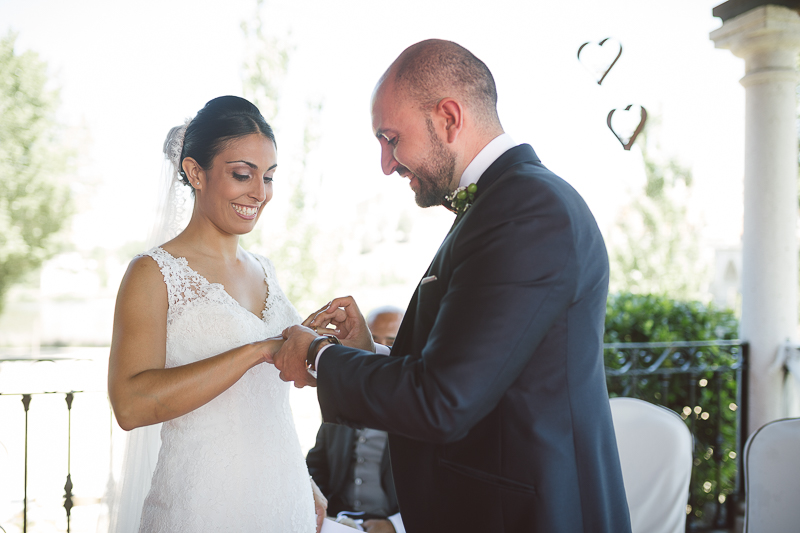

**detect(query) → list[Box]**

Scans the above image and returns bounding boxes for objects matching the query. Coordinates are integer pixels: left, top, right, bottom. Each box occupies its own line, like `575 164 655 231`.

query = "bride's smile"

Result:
232 203 260 219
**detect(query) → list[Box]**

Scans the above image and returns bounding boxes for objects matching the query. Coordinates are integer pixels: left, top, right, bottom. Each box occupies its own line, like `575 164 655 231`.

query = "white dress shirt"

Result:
458 133 517 189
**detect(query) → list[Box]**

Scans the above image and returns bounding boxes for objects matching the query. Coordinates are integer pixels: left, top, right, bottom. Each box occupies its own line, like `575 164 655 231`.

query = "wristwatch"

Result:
306 335 340 378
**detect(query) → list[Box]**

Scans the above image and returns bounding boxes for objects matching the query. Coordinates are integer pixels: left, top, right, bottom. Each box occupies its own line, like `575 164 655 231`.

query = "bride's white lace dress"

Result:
136 246 316 532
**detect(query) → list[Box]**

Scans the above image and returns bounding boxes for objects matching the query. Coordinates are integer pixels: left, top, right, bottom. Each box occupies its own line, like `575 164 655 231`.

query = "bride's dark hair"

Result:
172 96 275 187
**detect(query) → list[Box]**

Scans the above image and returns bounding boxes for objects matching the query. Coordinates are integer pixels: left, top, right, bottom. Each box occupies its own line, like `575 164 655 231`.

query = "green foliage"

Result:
605 292 738 344
0 32 73 315
605 292 740 525
609 129 708 301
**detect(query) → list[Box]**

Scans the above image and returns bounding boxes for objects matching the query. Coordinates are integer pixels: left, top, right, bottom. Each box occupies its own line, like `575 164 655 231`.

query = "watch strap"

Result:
306 335 341 371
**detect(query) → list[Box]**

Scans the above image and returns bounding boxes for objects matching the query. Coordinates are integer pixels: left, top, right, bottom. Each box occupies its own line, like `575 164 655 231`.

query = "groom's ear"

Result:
436 97 463 144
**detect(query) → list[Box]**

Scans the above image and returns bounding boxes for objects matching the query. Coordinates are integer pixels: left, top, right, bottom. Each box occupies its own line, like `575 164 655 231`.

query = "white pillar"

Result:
711 5 800 436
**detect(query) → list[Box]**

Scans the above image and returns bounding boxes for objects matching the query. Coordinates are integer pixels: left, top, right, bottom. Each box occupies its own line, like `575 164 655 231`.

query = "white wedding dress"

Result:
134 246 316 532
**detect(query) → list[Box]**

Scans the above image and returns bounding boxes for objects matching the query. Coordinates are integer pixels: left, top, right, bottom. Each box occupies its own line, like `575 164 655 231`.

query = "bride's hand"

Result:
310 477 327 532
254 336 285 364
304 296 375 352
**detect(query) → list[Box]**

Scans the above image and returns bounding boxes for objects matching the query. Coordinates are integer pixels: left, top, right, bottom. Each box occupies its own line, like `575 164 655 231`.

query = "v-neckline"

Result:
157 247 270 322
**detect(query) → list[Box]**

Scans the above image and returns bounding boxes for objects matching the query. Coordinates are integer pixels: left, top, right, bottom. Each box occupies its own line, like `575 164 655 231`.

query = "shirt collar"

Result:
458 133 517 189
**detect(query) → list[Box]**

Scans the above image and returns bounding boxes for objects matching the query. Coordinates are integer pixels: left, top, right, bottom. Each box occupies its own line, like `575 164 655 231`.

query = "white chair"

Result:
610 397 693 533
743 417 800 532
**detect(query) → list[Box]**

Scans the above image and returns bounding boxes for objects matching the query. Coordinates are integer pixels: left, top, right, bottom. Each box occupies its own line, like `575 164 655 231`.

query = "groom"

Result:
273 39 631 533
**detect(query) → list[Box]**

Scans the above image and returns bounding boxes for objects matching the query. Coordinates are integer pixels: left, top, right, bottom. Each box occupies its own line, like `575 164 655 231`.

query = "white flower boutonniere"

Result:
446 183 478 217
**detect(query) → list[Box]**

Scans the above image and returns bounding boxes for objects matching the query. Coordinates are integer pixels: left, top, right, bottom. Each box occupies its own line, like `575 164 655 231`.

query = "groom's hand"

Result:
273 325 318 388
304 296 375 352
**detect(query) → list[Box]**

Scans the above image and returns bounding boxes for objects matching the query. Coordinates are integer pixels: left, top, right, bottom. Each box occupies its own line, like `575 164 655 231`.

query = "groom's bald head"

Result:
377 39 502 133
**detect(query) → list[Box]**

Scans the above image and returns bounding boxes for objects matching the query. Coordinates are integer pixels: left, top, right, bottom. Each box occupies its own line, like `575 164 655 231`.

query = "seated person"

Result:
307 306 405 533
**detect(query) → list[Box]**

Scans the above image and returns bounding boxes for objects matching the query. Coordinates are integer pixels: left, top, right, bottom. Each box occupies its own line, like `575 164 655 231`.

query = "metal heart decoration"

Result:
577 38 622 85
607 105 647 151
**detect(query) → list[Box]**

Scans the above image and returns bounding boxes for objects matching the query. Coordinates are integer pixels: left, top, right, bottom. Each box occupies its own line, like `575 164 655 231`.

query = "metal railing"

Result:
604 340 747 532
0 354 112 533
2 343 748 532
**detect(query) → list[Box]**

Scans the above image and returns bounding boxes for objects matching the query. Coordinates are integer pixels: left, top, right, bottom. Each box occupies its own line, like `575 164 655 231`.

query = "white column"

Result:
711 5 800 436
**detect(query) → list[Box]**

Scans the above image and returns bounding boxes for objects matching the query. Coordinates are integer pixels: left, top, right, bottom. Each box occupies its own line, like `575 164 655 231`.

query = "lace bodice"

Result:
136 247 316 532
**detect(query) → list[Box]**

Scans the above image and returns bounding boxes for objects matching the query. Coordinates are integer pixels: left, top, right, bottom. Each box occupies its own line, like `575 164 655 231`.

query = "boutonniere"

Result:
446 183 478 217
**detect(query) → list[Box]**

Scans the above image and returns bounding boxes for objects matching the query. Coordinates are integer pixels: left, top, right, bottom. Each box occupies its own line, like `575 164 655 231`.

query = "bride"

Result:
107 96 325 532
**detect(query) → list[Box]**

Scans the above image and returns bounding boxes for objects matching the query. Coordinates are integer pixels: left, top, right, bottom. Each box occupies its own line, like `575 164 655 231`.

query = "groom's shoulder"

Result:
491 161 578 207
481 160 598 234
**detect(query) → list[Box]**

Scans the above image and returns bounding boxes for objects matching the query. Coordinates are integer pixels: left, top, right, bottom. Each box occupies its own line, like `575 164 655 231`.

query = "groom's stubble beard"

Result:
411 116 457 208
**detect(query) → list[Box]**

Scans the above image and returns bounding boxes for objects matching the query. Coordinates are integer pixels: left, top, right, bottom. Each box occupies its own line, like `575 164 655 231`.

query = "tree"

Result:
0 32 73 315
608 128 709 301
240 1 337 313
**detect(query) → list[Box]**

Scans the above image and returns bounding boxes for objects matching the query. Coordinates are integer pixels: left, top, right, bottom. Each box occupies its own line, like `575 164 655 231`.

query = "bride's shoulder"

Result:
128 246 168 271
117 250 168 298
245 249 276 272
127 248 166 277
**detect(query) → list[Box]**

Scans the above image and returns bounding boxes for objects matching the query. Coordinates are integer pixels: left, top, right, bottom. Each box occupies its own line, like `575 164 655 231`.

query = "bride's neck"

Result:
179 217 242 262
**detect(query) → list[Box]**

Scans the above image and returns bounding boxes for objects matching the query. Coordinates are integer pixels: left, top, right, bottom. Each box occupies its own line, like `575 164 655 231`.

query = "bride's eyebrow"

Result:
226 160 278 171
226 160 257 168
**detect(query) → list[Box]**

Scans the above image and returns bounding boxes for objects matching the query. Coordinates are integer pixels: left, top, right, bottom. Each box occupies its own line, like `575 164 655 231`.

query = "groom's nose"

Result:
379 138 399 175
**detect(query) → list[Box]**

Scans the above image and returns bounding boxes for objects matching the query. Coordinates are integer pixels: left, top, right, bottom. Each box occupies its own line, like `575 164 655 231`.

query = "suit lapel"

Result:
391 144 540 357
448 144 540 232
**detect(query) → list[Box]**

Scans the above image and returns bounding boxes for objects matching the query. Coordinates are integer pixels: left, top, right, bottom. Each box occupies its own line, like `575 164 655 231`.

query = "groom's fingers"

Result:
307 296 361 328
309 309 346 330
326 296 362 317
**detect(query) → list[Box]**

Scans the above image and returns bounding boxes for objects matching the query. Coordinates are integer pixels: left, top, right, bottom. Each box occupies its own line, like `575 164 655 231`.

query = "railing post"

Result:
712 371 724 528
21 394 31 533
736 342 750 523
64 392 74 533
687 372 698 528
660 375 670 408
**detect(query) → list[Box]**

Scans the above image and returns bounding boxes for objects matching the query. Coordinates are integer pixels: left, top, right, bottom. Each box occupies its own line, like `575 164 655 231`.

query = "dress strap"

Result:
139 247 211 324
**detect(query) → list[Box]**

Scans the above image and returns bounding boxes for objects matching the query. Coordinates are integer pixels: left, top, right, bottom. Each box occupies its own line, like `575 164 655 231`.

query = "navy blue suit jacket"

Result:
317 145 631 532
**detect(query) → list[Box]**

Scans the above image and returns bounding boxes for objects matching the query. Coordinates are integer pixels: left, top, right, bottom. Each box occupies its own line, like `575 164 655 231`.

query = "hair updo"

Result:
163 96 275 188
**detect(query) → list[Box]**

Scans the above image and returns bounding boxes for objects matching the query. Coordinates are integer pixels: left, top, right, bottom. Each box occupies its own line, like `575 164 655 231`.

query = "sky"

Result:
0 0 746 310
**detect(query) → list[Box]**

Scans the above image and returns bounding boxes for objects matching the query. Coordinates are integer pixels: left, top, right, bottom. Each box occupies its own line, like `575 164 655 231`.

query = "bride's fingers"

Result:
303 302 333 326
